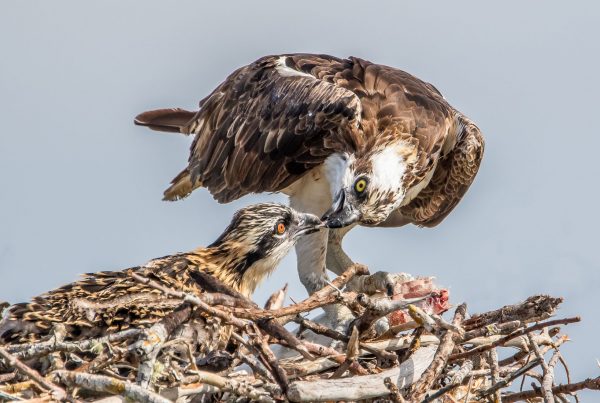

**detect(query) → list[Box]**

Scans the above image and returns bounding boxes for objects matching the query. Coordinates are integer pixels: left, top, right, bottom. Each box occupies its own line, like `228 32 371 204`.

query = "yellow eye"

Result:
354 178 367 193
276 222 286 235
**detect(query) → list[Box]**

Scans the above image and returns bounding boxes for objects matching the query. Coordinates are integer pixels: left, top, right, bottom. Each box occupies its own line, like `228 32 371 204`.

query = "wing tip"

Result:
163 168 203 201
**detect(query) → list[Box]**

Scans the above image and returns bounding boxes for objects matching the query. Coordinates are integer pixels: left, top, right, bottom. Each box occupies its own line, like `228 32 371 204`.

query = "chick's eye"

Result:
354 178 368 194
275 222 286 235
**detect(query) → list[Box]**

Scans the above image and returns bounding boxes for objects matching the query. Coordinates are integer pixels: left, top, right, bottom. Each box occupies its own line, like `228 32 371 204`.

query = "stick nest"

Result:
1 264 598 402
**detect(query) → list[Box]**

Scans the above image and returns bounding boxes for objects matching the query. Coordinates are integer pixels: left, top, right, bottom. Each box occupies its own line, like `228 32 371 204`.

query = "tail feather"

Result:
134 108 197 134
163 168 203 201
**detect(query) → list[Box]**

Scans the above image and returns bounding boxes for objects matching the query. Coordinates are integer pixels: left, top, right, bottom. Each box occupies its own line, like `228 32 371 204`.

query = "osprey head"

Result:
209 203 323 292
322 146 408 228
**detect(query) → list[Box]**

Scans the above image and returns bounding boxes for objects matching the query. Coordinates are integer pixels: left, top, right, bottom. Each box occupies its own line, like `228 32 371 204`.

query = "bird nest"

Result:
1 264 598 402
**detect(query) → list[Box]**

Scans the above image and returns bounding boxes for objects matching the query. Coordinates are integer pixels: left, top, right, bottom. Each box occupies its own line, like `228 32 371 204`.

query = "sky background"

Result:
1 0 598 396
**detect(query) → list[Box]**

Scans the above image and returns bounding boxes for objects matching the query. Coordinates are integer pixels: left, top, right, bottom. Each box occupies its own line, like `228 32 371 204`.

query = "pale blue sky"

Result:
1 1 598 395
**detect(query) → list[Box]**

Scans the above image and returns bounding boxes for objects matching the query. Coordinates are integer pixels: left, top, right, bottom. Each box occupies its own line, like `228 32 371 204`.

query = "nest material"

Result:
0 264 598 402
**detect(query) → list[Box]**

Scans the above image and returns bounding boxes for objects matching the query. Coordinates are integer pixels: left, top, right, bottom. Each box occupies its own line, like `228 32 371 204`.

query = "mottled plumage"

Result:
0 203 321 343
135 54 483 228
135 54 485 328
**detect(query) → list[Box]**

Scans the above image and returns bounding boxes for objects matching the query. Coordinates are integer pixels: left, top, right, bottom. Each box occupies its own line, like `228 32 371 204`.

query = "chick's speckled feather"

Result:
135 53 483 226
2 203 313 343
8 252 228 337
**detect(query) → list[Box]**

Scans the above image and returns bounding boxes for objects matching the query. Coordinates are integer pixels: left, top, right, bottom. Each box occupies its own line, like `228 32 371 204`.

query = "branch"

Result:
408 303 467 402
449 317 580 362
52 370 169 403
286 345 437 402
502 376 600 402
0 347 68 401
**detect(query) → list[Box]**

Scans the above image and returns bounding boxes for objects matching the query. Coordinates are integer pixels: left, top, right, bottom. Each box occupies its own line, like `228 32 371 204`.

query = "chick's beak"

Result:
321 190 360 228
295 213 324 237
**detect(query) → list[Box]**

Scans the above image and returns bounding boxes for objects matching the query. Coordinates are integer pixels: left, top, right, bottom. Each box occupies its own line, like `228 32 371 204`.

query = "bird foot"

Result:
346 271 451 330
346 271 414 296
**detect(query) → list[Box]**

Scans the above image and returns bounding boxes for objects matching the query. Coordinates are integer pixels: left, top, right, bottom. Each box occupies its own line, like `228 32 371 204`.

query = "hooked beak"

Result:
294 213 325 237
321 190 360 228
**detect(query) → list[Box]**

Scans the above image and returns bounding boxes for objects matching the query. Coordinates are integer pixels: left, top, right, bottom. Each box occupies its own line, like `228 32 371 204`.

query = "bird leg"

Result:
327 228 411 296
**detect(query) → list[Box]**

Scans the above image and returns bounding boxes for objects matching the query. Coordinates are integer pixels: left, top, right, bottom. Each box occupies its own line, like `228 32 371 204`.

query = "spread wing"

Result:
136 54 363 202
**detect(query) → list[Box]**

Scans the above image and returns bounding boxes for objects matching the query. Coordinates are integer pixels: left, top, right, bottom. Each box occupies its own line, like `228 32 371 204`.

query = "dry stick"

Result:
487 349 502 402
190 263 368 322
52 370 169 403
502 376 600 403
397 327 424 364
237 350 277 385
185 370 274 402
449 317 580 362
0 347 67 402
384 376 407 403
293 315 398 362
478 358 543 398
462 295 564 331
252 331 290 395
542 352 563 403
409 303 467 402
527 332 554 403
498 334 569 367
351 294 431 336
0 390 24 401
422 359 475 403
235 263 369 320
462 320 522 342
133 303 193 388
189 270 372 364
189 270 313 360
230 332 281 391
8 329 143 360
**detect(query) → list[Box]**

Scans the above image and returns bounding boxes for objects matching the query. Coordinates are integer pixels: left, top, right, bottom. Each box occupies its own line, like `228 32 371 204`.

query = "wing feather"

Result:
164 54 362 202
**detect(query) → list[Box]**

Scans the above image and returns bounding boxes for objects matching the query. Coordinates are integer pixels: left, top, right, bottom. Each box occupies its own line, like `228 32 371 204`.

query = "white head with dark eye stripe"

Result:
208 203 323 295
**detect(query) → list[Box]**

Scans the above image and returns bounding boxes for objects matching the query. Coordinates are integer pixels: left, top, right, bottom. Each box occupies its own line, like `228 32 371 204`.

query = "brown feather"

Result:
136 54 484 226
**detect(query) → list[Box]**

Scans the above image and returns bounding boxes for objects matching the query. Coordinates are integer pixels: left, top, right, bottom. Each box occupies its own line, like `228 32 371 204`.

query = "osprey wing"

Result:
399 119 485 227
138 54 363 202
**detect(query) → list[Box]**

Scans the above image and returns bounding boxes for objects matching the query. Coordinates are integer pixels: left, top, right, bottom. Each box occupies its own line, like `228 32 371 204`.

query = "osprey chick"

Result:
135 53 484 327
0 203 321 342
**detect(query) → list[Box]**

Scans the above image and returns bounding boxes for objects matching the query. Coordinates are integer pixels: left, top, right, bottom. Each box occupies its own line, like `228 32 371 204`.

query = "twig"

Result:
384 376 406 402
351 293 430 335
52 370 169 403
0 347 67 401
286 346 437 402
462 295 563 331
409 303 467 402
185 370 274 402
132 303 192 388
502 375 600 402
8 329 143 361
449 317 580 362
478 358 543 398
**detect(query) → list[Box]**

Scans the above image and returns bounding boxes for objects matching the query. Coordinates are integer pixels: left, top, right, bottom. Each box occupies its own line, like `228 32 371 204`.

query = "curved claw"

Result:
346 271 414 296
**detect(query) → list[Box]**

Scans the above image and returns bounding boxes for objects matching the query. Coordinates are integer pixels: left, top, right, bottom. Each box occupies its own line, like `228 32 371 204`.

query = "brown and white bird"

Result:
0 203 321 343
135 54 484 326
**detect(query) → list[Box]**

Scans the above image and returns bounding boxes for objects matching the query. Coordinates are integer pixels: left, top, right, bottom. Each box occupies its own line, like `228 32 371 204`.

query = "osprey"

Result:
135 54 484 322
0 203 321 343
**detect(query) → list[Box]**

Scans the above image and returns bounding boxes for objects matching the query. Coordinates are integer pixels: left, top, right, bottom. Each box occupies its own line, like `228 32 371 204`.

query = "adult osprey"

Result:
135 54 484 321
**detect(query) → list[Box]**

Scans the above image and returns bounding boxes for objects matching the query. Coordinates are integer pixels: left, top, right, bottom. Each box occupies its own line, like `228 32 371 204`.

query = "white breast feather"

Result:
370 147 406 196
323 153 354 199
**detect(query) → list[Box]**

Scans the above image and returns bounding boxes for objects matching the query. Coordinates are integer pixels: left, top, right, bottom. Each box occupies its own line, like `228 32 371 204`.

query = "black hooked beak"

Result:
294 213 325 237
321 190 360 228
